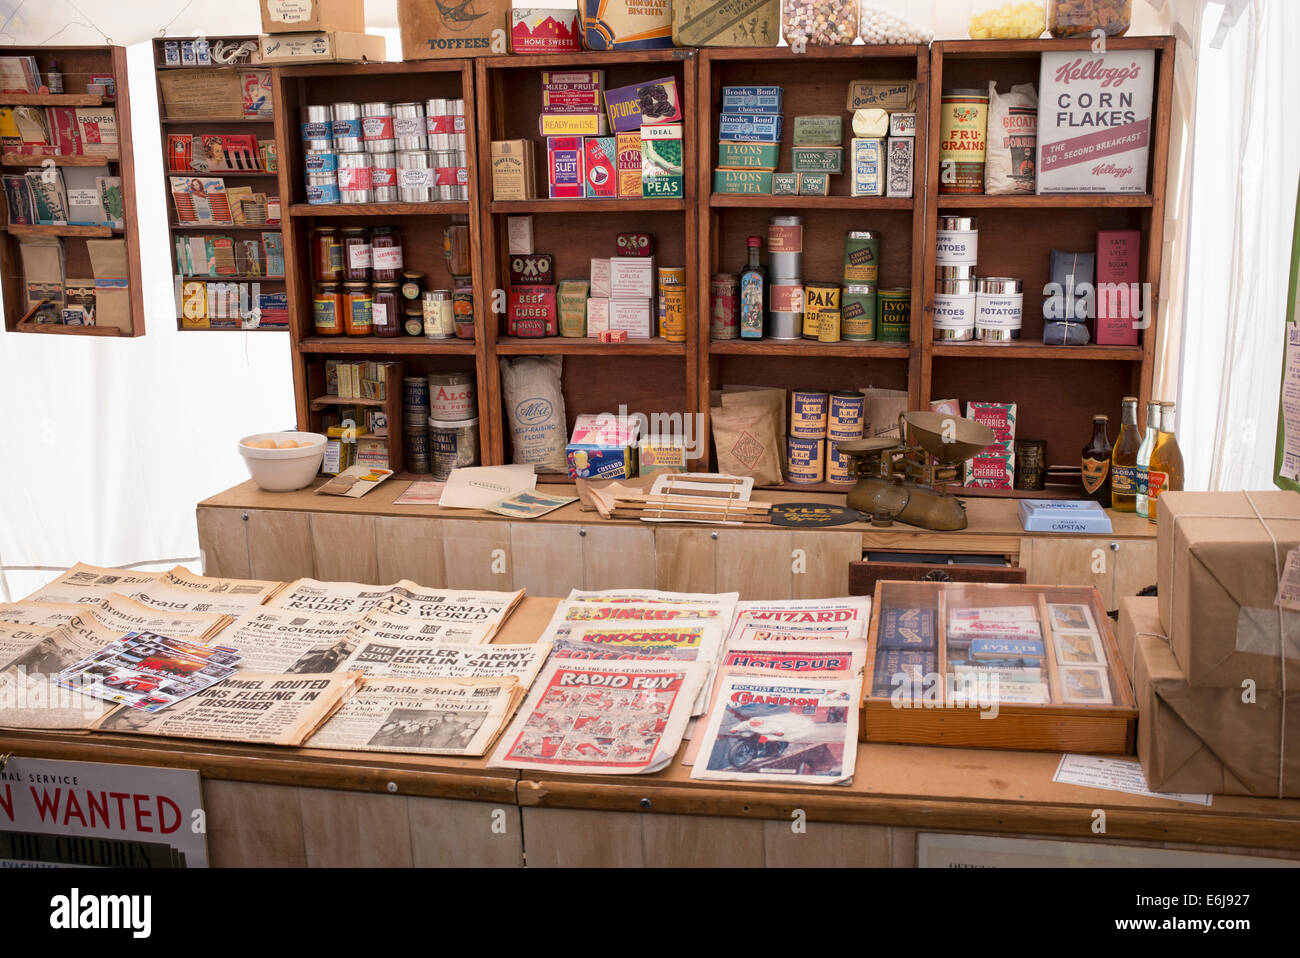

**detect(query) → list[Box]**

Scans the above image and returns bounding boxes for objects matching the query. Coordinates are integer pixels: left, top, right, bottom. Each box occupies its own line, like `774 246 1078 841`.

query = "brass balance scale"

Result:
836 411 997 531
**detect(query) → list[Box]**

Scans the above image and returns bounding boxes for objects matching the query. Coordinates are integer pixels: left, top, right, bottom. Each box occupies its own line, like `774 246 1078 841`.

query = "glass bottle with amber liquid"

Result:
1135 399 1162 518
1081 414 1113 506
1110 397 1141 512
1146 401 1185 523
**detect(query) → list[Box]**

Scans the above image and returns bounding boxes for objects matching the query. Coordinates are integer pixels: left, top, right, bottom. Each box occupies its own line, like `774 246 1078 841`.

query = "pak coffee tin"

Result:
877 288 911 343
802 282 840 340
975 277 1024 342
842 230 881 285
841 284 877 340
787 437 825 484
790 390 829 439
767 215 803 277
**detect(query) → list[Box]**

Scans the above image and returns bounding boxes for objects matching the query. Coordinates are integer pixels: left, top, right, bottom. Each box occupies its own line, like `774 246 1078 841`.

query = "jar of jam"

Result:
444 216 471 277
371 226 404 281
313 282 343 336
453 282 474 340
400 270 424 302
403 302 424 336
372 281 401 338
312 227 342 282
343 282 373 336
341 227 371 281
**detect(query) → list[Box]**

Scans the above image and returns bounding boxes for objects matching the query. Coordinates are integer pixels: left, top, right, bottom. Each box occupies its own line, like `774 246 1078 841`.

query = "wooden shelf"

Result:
7 223 118 237
288 202 471 217
710 195 913 210
490 199 686 213
160 115 273 124
946 485 1087 501
931 343 1145 360
298 336 477 355
178 274 286 283
14 321 120 336
310 395 388 409
170 222 278 232
2 92 103 106
168 169 277 178
710 339 909 358
496 336 686 355
757 481 855 495
175 322 286 331
933 194 1154 209
2 152 119 166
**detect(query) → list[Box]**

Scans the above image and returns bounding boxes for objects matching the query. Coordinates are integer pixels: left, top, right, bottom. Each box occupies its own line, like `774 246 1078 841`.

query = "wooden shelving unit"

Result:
475 50 699 466
274 58 489 472
921 37 1175 487
152 37 284 332
697 45 931 474
0 45 144 336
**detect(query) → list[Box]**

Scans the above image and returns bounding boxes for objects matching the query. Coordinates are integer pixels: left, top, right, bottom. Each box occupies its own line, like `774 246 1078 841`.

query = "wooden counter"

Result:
198 480 1158 610
3 598 1296 867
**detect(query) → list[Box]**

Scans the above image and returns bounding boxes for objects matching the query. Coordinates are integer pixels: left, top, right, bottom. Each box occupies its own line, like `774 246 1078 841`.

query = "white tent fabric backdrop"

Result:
0 0 1279 600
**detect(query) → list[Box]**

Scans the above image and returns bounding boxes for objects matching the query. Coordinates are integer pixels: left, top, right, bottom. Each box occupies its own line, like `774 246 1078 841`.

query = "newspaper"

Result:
0 621 53 669
0 600 85 627
266 578 524 641
542 601 728 643
22 563 163 604
209 608 362 674
57 631 242 713
726 598 873 644
689 673 860 785
683 641 865 765
306 678 523 756
125 566 282 615
565 589 738 622
488 660 707 775
0 613 132 730
74 594 229 642
340 636 551 686
94 671 361 746
550 621 724 715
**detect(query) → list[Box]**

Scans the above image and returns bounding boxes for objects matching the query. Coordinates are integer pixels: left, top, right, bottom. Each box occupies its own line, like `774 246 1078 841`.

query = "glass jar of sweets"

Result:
343 282 373 336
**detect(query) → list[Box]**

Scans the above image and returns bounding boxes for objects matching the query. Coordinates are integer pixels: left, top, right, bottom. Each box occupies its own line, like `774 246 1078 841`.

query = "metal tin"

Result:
935 263 978 281
877 288 911 343
802 282 840 340
361 101 395 153
306 173 340 205
843 230 881 285
658 266 686 342
826 444 855 485
393 101 427 152
933 290 976 341
422 289 454 339
937 215 978 232
304 149 338 174
936 278 978 296
767 215 803 278
336 152 372 203
841 284 876 341
370 151 398 203
828 392 865 443
936 219 979 265
710 274 739 340
404 426 432 475
403 375 430 409
1013 439 1047 490
428 416 480 480
331 103 362 152
302 105 333 150
768 279 803 340
787 437 825 484
975 276 1024 342
939 89 988 195
428 371 476 422
790 390 829 439
397 151 433 203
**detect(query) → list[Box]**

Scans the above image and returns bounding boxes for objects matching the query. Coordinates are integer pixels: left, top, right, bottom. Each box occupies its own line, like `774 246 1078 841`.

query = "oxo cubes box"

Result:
547 135 585 198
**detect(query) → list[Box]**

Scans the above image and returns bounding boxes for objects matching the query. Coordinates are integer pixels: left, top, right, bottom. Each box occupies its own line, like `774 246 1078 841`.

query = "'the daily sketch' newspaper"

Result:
489 660 707 775
306 678 523 756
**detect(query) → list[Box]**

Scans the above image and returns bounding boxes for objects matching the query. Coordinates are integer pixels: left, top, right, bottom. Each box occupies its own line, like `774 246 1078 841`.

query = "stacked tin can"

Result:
403 375 432 474
302 105 340 204
934 215 979 341
427 372 480 480
841 230 879 342
767 215 802 340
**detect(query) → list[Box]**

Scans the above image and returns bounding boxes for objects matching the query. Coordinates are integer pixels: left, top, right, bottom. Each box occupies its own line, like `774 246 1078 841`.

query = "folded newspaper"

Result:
689 673 860 785
23 563 280 615
94 671 361 746
306 677 523 756
488 659 707 775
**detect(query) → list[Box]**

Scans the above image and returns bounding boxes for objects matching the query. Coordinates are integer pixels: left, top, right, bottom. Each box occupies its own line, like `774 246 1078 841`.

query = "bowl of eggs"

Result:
238 431 328 492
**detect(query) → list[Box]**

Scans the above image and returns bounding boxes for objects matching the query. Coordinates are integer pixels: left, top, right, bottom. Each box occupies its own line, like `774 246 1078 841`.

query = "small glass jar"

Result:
312 227 341 282
858 1 934 44
371 226 404 281
341 227 371 281
784 0 857 46
403 302 425 336
1048 0 1130 37
343 282 373 336
313 283 343 336
969 1 1046 39
452 283 475 340
372 281 401 338
443 217 471 276
400 270 424 302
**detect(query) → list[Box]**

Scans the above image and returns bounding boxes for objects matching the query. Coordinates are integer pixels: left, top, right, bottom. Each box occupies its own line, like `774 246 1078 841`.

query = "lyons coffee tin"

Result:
828 391 865 442
877 288 911 343
767 215 803 277
841 285 877 340
936 215 979 264
843 230 881 285
975 276 1024 342
790 390 829 439
428 371 476 422
710 274 739 340
938 89 988 194
429 416 480 480
787 437 825 484
802 282 840 340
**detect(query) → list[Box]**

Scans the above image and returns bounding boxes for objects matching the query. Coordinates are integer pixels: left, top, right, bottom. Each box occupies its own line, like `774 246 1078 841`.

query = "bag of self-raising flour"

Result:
501 356 568 473
985 80 1037 195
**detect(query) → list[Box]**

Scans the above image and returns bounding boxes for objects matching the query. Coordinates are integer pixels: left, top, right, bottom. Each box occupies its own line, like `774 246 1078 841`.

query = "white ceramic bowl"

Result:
238 431 328 492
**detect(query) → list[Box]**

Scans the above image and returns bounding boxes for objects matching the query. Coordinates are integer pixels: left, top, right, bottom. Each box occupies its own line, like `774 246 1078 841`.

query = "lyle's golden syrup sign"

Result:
769 504 862 527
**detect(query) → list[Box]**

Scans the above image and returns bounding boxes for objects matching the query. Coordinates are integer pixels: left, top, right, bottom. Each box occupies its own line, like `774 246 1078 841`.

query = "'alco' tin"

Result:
428 371 476 422
877 288 911 343
842 230 881 284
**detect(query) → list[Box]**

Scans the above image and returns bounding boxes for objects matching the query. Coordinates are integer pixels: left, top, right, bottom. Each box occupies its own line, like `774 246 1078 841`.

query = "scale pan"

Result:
904 411 995 463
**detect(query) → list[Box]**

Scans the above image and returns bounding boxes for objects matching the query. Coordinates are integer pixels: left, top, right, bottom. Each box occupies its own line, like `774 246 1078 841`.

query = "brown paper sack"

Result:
711 391 782 486
1122 597 1300 798
861 386 909 440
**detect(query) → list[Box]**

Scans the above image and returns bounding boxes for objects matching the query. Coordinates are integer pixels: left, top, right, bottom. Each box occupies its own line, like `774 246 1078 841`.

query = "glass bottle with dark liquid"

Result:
1081 414 1113 506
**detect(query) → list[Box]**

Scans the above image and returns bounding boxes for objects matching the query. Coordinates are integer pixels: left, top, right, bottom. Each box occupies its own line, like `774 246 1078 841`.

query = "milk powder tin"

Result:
428 371 476 422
